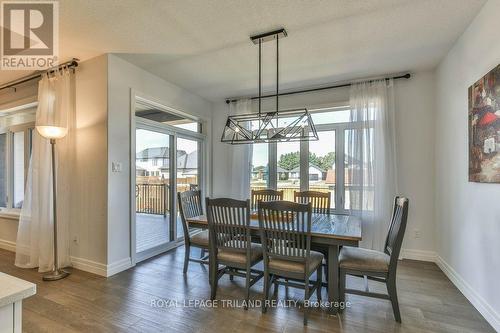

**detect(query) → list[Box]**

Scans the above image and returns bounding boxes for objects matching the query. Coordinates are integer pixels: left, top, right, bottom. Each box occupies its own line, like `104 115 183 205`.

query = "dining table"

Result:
186 212 362 313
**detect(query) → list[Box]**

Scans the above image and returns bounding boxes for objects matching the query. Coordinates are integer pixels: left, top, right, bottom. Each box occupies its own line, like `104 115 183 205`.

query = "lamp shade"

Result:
36 126 68 139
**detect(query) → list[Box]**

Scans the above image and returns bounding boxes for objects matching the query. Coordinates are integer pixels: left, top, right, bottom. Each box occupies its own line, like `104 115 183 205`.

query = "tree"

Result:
317 152 335 170
278 152 300 170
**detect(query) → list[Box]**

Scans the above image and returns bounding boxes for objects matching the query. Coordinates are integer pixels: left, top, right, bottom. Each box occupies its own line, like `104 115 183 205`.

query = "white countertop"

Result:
0 272 36 308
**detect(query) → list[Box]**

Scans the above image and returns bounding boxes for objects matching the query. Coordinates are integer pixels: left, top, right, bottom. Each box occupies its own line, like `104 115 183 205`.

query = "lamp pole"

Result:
42 138 69 281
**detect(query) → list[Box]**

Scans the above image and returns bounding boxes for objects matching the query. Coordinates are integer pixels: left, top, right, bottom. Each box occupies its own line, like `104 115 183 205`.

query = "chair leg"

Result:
339 269 346 313
262 271 269 313
303 277 310 326
200 248 205 259
387 278 401 323
316 266 322 302
244 267 251 310
183 244 190 274
210 261 218 301
273 276 279 298
229 268 234 281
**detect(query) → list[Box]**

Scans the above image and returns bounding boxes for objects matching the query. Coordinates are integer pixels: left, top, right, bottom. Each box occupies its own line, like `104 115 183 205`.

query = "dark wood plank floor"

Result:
0 248 494 333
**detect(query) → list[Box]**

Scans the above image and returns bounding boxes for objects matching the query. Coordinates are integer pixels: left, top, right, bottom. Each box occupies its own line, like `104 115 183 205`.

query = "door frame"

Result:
130 91 207 265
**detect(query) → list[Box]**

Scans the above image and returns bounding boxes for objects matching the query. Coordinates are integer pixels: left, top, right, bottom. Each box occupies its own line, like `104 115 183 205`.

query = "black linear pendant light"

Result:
221 28 318 144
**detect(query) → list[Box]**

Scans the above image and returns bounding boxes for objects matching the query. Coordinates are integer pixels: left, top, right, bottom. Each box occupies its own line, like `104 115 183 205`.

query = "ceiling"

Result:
0 0 486 102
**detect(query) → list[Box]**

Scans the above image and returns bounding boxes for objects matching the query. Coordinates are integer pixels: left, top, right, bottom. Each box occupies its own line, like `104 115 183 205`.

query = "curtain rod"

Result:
225 73 411 104
0 58 79 92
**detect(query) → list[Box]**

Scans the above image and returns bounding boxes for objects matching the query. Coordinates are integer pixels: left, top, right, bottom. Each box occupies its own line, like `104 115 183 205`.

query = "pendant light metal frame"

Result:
221 28 319 144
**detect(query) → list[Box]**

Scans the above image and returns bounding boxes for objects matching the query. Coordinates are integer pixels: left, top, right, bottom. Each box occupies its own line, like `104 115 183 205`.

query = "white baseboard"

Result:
0 239 16 252
0 238 133 278
400 248 438 262
70 256 133 277
436 255 500 332
106 257 133 277
70 256 108 276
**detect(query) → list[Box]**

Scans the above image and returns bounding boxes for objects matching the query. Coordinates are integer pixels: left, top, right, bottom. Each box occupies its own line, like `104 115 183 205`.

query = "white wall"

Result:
212 71 437 256
107 54 212 267
434 0 500 330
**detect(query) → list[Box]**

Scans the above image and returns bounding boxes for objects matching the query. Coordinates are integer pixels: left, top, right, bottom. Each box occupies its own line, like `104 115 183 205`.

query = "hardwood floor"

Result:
0 247 494 333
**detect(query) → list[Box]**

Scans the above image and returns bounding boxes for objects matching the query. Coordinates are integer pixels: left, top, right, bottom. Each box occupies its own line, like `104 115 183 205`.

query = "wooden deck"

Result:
136 213 170 253
0 248 494 333
136 213 184 253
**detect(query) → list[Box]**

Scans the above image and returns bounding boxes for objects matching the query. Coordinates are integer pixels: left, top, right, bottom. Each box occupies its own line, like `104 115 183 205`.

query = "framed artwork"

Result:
468 64 500 183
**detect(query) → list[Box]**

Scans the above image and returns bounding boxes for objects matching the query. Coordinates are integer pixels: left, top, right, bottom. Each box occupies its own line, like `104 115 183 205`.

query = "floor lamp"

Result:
36 125 70 281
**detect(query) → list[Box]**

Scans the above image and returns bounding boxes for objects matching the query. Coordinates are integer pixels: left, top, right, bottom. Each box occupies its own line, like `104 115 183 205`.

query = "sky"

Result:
252 108 348 168
136 129 198 155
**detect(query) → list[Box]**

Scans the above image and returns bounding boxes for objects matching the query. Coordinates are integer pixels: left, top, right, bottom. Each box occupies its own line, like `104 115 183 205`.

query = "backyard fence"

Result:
136 183 169 216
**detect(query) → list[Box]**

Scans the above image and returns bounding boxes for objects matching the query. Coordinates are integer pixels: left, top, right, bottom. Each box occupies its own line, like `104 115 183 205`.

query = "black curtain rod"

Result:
225 73 411 104
0 59 79 92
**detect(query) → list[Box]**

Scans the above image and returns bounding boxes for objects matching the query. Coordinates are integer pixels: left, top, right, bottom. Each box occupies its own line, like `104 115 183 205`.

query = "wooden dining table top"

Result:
186 212 362 242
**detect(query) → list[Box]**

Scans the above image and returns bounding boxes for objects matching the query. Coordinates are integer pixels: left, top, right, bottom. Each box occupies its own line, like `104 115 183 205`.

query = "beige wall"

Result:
0 55 109 270
71 54 108 265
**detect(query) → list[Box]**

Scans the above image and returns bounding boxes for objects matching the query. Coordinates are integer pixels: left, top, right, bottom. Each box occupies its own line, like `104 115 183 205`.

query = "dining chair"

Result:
178 190 209 274
251 189 283 210
294 190 331 285
339 196 409 322
258 200 323 325
294 190 331 214
205 197 264 307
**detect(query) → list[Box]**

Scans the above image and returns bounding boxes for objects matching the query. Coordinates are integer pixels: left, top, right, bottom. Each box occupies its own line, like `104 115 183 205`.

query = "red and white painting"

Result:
469 64 500 183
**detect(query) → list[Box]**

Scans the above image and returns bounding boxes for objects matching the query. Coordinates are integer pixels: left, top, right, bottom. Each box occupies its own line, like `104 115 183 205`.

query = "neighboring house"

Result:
136 147 195 178
277 166 289 180
170 150 198 178
289 163 326 181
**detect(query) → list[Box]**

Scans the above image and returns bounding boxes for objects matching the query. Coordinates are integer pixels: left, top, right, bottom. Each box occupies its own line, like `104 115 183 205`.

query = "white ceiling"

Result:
0 0 486 102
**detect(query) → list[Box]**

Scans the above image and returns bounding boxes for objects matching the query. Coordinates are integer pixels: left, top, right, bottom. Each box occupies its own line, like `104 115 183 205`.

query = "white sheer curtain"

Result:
229 99 252 199
15 68 75 272
347 79 398 251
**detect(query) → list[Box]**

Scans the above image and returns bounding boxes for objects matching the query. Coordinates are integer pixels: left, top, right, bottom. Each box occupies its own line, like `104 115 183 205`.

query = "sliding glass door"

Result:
175 137 201 239
135 127 173 256
133 97 205 262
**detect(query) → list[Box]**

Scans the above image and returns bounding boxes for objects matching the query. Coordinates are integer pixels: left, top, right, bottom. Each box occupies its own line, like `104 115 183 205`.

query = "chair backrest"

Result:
205 197 251 255
384 196 409 269
258 200 312 271
178 190 203 241
294 190 331 214
251 189 283 210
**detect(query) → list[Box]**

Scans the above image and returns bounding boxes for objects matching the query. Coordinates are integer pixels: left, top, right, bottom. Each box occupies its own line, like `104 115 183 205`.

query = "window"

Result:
0 124 34 210
277 141 300 201
135 100 202 133
250 143 268 190
248 105 372 213
309 130 335 209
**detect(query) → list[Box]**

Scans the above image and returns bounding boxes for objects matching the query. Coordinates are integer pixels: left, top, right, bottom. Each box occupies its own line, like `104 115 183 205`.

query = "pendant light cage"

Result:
221 108 318 144
222 28 319 144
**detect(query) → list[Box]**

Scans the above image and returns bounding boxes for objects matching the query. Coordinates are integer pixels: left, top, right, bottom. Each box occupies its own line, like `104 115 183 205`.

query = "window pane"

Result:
309 131 335 209
135 129 171 253
311 107 350 125
135 102 201 133
0 133 6 207
176 137 200 238
13 132 24 208
277 141 300 201
251 143 268 191
344 128 374 211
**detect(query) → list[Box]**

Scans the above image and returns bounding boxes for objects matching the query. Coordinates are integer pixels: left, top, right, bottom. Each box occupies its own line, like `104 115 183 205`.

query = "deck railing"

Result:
136 183 169 216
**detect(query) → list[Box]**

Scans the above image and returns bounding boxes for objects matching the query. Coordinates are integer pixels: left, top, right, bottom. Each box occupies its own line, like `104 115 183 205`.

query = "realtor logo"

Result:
1 1 58 70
